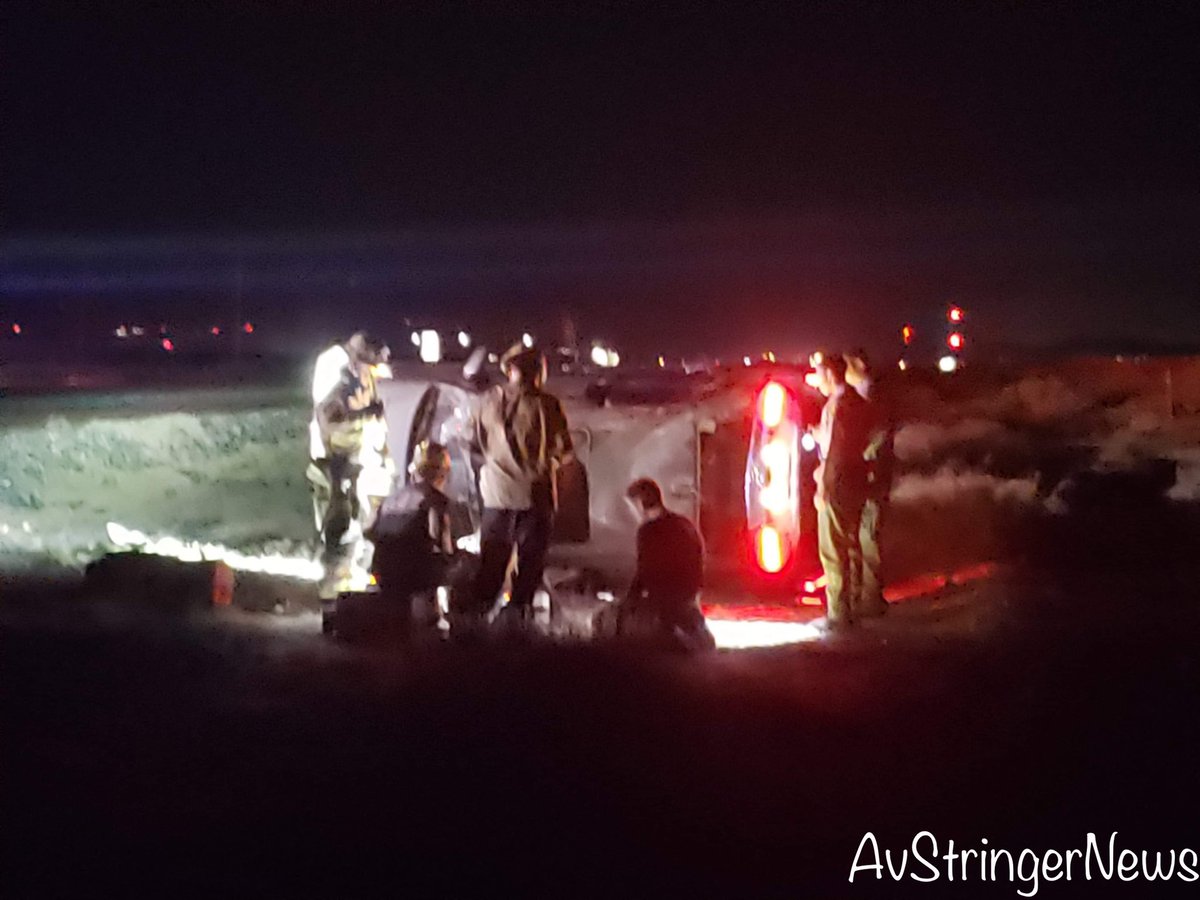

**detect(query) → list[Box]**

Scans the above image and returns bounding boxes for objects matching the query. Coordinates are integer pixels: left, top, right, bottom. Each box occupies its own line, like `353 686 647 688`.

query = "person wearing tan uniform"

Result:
469 342 573 630
812 353 874 627
845 349 895 618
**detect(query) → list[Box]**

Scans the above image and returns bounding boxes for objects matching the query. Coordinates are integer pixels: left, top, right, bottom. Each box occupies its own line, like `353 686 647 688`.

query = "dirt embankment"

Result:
5 358 1200 581
0 404 312 570
884 359 1200 579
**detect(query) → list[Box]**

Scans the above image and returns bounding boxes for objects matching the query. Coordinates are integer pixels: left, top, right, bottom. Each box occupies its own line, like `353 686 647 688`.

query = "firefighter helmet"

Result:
500 342 547 386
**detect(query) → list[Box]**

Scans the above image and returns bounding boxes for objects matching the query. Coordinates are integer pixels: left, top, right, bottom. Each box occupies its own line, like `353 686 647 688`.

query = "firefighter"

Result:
812 352 874 628
364 441 460 637
845 349 895 618
469 342 573 632
615 478 715 652
307 332 391 602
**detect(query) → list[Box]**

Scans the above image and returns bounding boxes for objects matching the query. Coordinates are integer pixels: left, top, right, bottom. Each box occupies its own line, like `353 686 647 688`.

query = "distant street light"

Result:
419 329 442 364
590 344 620 368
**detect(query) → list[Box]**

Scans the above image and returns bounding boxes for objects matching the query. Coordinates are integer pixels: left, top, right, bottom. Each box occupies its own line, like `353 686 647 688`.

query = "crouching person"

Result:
610 478 715 653
361 441 460 640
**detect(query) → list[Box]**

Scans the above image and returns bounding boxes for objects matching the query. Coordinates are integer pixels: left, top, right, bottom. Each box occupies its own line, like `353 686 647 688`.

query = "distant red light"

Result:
948 332 964 350
243 322 254 334
901 324 914 345
11 323 21 335
161 338 175 352
211 326 221 336
948 306 964 323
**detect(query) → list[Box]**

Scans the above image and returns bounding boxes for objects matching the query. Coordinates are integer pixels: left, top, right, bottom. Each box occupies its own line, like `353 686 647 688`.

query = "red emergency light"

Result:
756 525 785 574
747 380 801 576
948 332 964 350
161 338 175 352
12 323 22 335
948 306 964 323
243 322 254 334
758 381 787 429
211 326 221 336
901 324 914 345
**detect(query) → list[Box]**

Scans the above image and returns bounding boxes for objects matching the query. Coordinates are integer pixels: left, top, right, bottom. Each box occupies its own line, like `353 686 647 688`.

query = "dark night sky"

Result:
2 1 1198 356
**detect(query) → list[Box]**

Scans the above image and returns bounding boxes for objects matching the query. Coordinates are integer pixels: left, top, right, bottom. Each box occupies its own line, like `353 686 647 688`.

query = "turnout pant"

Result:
858 497 888 617
818 495 865 625
319 454 361 561
312 453 363 600
472 506 553 616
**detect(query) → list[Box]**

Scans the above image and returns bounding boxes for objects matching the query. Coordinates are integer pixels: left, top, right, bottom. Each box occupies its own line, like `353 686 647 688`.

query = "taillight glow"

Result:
759 381 787 428
747 380 801 577
756 525 785 573
759 440 791 514
760 484 788 515
760 439 790 470
948 332 964 350
161 338 175 352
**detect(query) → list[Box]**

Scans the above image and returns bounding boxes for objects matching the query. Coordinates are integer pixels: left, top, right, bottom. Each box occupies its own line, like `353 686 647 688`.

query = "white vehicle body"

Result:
376 361 822 594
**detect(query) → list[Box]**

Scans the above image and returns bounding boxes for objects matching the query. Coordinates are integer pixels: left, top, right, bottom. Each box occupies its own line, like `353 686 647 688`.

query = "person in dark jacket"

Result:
812 353 875 628
845 349 896 618
617 478 715 652
365 441 456 635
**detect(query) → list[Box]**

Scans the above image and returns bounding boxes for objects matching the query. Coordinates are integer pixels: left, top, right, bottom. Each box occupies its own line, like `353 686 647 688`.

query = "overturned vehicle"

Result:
325 351 827 638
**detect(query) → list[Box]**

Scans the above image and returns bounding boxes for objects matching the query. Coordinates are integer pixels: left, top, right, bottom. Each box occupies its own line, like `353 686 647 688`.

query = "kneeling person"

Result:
618 478 715 652
365 441 457 636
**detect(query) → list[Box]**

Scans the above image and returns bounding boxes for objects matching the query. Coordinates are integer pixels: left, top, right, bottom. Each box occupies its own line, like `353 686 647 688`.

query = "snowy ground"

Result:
3 359 1199 586
0 387 314 571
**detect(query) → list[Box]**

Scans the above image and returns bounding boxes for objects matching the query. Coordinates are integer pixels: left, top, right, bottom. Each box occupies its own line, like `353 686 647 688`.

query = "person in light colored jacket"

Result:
469 342 573 630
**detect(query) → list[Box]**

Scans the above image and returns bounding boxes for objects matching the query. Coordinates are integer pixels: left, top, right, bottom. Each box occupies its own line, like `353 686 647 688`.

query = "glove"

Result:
352 401 384 420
